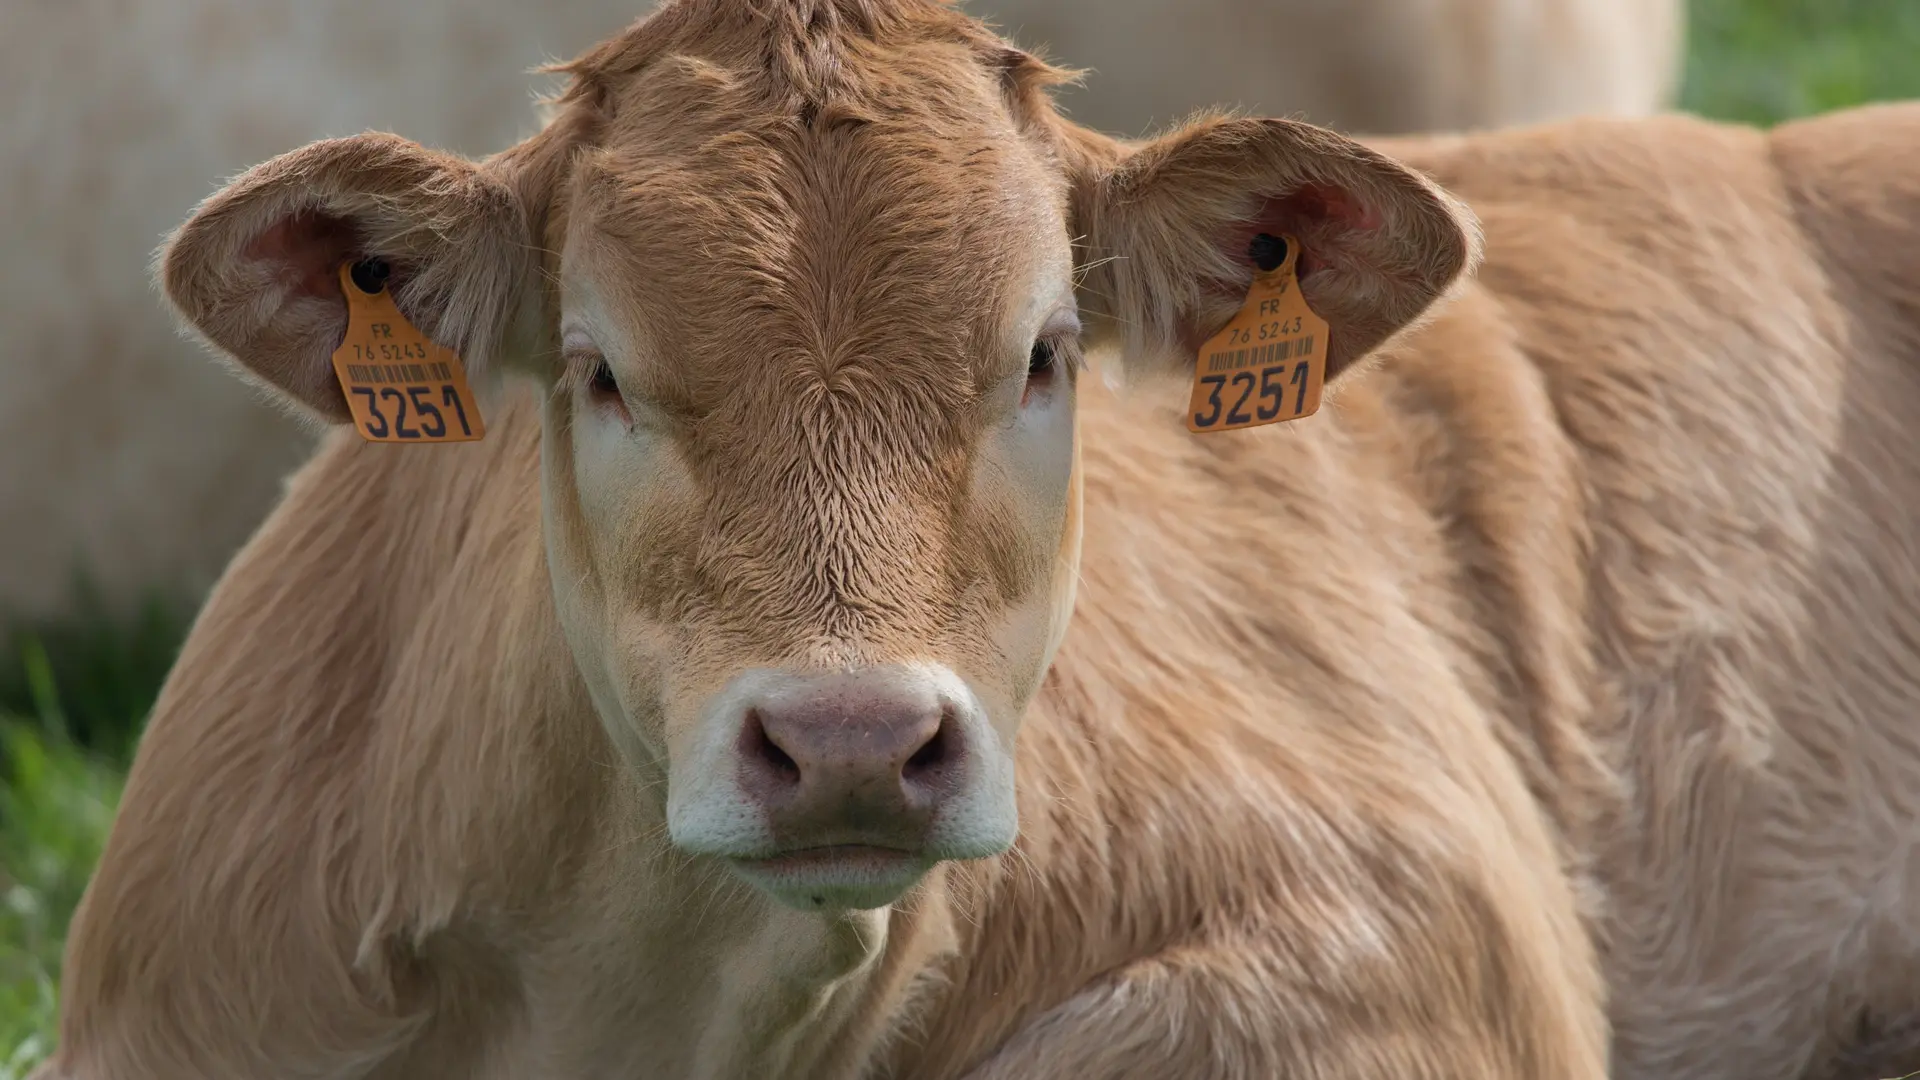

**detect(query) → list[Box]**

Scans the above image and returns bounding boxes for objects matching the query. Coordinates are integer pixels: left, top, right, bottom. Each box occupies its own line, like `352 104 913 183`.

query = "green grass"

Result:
1682 0 1920 126
0 708 126 1079
0 598 175 1076
0 590 192 767
4 0 1920 1072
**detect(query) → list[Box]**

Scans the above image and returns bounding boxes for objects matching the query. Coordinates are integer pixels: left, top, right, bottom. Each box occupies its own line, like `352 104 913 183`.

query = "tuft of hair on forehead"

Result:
537 0 1080 135
501 0 1096 424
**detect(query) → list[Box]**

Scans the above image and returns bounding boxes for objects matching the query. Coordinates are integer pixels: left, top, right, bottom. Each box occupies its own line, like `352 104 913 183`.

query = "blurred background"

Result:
3 0 1919 1073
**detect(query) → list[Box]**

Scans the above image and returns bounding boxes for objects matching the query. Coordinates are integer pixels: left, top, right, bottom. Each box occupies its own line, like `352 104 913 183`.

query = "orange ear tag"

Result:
1185 233 1328 434
329 262 486 443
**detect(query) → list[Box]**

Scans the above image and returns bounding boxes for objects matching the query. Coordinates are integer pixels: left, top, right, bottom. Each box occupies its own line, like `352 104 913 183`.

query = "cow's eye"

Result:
579 354 631 424
589 360 620 398
1027 339 1056 379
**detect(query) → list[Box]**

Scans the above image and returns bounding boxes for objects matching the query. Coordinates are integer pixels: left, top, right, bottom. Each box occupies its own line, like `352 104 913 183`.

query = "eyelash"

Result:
588 359 619 397
565 347 632 424
1028 338 1056 378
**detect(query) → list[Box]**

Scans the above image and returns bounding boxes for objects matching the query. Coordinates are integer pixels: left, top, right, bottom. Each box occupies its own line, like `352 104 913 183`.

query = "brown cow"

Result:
37 1 1920 1077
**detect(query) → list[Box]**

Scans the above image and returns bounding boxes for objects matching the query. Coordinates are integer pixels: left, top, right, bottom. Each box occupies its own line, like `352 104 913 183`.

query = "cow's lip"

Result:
735 843 919 871
725 841 921 876
727 845 934 910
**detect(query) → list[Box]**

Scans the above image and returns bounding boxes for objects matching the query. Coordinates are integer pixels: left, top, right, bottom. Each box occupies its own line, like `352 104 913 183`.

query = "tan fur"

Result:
37 3 1920 1079
982 0 1686 137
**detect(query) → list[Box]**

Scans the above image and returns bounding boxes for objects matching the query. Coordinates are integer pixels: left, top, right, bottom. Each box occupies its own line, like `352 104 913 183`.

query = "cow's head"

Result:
160 0 1475 911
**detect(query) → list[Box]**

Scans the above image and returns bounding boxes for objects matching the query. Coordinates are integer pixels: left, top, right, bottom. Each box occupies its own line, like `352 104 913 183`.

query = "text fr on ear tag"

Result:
1186 232 1329 434
330 260 486 444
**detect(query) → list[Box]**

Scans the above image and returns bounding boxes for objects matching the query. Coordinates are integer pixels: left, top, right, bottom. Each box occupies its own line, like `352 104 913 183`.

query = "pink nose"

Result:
735 673 967 847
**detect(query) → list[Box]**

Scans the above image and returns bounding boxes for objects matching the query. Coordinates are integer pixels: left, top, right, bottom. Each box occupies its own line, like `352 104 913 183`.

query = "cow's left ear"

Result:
1072 116 1481 387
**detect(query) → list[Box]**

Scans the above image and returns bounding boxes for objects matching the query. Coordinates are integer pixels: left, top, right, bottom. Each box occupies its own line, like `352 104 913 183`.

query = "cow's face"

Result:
535 34 1086 911
159 0 1475 912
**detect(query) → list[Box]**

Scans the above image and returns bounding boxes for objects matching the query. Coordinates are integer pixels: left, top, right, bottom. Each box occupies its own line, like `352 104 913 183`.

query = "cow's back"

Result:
1372 106 1920 1076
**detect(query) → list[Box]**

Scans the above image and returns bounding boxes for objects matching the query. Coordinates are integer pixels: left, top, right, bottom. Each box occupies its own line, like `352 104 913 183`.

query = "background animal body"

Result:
987 0 1686 137
0 0 1686 631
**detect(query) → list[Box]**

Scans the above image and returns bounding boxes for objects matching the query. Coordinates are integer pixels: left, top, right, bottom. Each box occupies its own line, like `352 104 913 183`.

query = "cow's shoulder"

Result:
1769 101 1920 328
56 387 592 1075
1358 112 1868 695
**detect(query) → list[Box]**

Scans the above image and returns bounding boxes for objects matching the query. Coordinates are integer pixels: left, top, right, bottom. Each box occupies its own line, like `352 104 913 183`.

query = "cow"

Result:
36 0 1920 1077
984 0 1686 137
1 0 1685 627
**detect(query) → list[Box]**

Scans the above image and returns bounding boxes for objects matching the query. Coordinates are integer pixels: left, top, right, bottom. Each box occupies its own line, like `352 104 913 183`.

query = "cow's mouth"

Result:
729 844 936 911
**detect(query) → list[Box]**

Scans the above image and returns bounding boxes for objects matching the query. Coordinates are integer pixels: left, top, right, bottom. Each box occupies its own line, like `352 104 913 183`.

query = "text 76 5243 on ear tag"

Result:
1186 232 1328 434
329 261 486 444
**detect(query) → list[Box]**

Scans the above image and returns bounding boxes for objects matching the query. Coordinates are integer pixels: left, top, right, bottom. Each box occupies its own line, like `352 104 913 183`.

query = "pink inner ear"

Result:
242 210 361 300
1222 182 1381 281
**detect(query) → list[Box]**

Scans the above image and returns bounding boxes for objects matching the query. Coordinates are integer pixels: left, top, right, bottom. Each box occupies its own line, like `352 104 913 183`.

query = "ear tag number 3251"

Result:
1186 233 1328 434
329 262 486 444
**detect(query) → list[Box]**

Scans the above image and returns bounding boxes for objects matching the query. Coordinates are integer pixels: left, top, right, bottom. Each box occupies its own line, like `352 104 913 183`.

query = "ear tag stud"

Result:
330 259 487 443
1185 232 1328 434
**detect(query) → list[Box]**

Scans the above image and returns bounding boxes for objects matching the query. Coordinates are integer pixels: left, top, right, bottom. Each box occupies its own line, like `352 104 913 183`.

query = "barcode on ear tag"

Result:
1186 233 1328 434
329 263 486 443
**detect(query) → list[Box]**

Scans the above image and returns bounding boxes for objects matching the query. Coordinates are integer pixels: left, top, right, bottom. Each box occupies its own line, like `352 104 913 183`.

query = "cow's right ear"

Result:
1066 116 1479 392
158 133 535 424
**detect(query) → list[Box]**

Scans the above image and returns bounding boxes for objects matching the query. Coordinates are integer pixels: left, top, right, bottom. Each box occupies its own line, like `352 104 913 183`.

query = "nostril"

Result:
744 709 801 783
904 730 944 776
901 706 961 787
